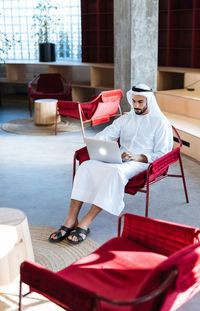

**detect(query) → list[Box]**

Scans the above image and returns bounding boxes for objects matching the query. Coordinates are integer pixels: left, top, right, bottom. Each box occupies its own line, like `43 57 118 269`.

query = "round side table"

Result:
34 98 58 125
0 208 34 286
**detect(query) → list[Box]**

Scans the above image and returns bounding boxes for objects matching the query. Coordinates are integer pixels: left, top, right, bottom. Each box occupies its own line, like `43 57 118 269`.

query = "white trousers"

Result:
71 160 148 216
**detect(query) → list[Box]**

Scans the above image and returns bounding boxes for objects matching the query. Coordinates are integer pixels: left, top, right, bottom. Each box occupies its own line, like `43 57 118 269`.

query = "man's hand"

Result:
122 152 135 162
121 152 148 163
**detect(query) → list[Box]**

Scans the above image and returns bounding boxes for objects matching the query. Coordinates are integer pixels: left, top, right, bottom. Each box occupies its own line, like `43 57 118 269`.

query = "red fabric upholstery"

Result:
57 237 167 301
135 242 200 311
57 99 100 120
57 89 123 124
30 92 70 100
19 213 200 311
75 146 90 163
125 147 181 193
121 213 200 256
57 101 87 119
81 101 99 119
36 73 64 93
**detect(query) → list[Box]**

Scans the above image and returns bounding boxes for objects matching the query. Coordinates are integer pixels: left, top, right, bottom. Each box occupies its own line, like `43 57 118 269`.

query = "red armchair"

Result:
28 73 72 117
55 89 123 135
19 213 200 311
73 126 189 217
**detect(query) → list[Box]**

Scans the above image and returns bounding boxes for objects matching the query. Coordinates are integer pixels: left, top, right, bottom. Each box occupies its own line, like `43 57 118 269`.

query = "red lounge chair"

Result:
55 89 123 135
19 213 200 311
73 126 189 217
28 73 72 117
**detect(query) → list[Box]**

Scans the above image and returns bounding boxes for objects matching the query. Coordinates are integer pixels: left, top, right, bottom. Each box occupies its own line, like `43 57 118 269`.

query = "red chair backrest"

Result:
121 213 200 256
90 89 123 119
37 73 64 93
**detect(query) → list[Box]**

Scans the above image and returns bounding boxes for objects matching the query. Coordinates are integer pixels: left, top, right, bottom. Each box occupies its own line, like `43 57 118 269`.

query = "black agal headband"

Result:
132 86 153 92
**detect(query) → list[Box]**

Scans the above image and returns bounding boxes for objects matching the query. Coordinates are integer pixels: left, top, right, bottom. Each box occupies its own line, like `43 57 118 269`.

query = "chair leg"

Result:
19 278 23 311
145 167 151 217
145 186 149 217
179 154 189 203
78 103 86 142
29 98 33 117
55 114 58 135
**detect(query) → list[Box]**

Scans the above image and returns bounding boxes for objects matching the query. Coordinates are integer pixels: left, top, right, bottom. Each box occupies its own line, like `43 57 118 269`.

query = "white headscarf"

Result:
127 83 172 121
126 83 163 116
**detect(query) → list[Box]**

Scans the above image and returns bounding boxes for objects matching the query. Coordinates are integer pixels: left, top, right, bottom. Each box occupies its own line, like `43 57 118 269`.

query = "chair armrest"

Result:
95 269 178 306
172 125 182 147
66 80 72 97
28 82 32 95
63 80 72 98
73 146 89 181
20 260 95 311
28 75 39 94
74 146 89 162
29 75 39 86
28 82 37 95
150 147 180 177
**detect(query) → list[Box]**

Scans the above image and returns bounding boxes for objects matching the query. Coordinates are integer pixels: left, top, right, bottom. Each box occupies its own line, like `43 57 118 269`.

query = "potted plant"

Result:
32 0 59 62
0 34 11 63
0 13 11 63
58 31 70 58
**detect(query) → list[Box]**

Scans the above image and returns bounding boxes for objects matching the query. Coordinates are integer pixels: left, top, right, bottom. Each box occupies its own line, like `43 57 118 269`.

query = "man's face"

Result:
132 95 149 115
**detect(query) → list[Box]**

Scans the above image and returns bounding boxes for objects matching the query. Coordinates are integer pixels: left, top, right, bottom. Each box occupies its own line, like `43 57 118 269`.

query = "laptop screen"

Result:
85 137 122 164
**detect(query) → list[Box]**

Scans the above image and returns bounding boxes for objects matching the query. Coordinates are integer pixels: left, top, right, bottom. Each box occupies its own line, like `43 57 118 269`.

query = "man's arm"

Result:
95 114 126 141
143 121 173 163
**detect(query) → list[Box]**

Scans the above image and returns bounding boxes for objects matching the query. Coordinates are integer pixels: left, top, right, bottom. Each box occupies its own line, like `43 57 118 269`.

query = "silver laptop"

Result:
85 137 122 164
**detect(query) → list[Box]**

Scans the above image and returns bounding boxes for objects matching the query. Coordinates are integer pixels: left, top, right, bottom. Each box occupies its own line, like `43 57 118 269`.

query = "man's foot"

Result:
67 227 90 245
48 225 75 243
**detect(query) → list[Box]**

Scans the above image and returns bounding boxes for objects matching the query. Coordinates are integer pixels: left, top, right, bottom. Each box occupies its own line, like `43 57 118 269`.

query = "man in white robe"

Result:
49 83 173 244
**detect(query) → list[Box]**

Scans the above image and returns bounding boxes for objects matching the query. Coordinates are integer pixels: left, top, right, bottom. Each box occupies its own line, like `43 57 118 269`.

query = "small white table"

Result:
34 98 58 125
0 208 34 285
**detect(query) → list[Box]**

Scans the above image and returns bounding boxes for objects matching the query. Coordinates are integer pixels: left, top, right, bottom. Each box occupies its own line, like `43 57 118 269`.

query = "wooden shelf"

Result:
0 61 114 102
157 66 200 93
81 0 113 63
158 0 200 68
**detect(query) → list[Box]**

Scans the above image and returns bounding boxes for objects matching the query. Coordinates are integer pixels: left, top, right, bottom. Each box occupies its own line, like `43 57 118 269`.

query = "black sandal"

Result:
48 225 74 243
67 227 90 245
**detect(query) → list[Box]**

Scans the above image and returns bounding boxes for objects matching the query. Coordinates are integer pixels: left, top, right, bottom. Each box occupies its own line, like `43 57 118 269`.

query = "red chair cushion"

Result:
57 237 167 302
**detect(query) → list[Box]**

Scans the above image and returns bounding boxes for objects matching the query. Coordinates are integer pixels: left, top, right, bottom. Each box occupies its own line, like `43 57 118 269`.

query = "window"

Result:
0 0 81 61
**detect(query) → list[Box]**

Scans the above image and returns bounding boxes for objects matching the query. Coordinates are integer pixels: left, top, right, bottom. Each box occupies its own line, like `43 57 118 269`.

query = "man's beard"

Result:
134 104 148 115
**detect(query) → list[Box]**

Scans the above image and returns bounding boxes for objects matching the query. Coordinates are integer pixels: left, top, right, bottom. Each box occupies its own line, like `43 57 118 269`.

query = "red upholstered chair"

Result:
19 213 200 311
55 89 123 135
28 73 72 116
73 126 189 217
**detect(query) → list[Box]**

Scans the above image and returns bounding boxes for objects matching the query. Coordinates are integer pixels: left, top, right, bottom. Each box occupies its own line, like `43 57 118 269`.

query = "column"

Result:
114 0 158 111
